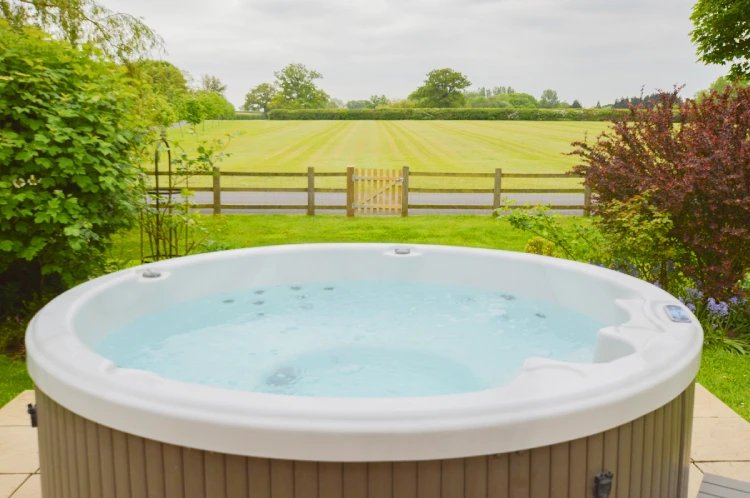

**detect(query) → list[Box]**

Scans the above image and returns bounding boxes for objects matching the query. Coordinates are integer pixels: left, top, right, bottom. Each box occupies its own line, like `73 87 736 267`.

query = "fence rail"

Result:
146 167 592 216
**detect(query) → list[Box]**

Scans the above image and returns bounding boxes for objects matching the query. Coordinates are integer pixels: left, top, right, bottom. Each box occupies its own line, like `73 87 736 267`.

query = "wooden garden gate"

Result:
346 166 408 217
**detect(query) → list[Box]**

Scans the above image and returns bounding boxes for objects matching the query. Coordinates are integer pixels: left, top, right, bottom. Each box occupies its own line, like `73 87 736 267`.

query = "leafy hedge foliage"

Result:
269 108 629 121
0 23 149 302
232 112 266 120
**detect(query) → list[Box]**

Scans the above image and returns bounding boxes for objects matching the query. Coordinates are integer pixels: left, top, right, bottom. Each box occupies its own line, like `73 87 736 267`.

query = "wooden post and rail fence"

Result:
147 167 592 217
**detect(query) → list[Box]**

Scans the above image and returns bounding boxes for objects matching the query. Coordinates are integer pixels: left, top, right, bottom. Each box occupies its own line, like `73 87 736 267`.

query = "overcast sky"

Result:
102 0 727 108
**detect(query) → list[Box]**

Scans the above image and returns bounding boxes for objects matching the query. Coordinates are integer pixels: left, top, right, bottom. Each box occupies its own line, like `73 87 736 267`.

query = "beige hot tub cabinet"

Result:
26 245 704 498
35 384 695 498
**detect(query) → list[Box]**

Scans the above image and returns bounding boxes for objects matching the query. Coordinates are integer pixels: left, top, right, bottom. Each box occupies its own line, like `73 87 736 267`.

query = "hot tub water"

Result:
96 280 604 397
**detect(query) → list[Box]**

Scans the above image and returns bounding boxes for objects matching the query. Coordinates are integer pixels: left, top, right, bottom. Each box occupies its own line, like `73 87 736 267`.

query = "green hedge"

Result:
232 112 266 120
268 108 629 121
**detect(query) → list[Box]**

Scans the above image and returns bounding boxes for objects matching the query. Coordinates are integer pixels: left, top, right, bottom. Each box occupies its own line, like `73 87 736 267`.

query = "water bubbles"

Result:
97 280 604 398
266 366 296 386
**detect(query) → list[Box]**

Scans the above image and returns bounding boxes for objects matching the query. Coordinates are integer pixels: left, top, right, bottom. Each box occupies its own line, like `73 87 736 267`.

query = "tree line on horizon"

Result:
241 64 744 116
241 65 590 116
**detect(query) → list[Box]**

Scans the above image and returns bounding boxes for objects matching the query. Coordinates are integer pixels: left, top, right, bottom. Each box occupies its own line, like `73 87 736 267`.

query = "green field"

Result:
166 121 609 189
173 120 608 173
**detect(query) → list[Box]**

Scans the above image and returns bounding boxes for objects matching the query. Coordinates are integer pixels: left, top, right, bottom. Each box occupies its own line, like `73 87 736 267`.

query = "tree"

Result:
0 22 151 306
571 86 750 299
539 89 560 108
408 68 471 108
611 93 667 109
571 99 583 108
595 101 602 108
201 75 227 95
133 60 188 101
0 0 162 62
492 86 515 95
367 95 389 108
130 60 188 126
327 98 344 108
506 92 539 108
346 100 368 109
270 63 329 110
691 0 750 78
243 83 277 117
694 75 749 102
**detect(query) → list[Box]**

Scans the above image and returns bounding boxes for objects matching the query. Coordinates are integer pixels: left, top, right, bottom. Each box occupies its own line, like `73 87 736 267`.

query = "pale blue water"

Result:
95 281 605 398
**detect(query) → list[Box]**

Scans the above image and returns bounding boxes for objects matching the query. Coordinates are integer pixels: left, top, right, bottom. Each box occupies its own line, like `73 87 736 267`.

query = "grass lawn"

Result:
698 349 750 421
2 214 748 422
111 214 540 265
0 355 33 408
171 121 609 173
163 121 609 189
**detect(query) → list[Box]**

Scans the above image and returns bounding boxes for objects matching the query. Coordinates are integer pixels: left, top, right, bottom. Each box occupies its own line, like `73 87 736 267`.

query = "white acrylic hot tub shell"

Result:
26 244 703 462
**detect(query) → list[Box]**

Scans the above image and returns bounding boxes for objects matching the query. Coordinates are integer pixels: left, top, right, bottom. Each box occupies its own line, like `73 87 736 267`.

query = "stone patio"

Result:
0 385 748 497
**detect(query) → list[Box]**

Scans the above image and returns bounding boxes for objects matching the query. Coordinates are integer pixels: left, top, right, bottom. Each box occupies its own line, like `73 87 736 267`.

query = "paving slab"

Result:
694 384 744 419
691 417 750 462
0 475 27 498
9 474 40 498
0 428 38 475
0 392 34 428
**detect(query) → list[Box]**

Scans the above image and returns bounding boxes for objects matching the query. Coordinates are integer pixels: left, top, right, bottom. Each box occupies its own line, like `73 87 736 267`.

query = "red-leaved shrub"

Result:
571 86 750 299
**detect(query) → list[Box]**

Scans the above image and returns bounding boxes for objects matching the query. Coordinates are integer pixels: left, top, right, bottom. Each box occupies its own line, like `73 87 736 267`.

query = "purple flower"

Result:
654 281 662 289
679 297 685 304
687 303 696 312
706 298 730 318
730 297 740 305
686 288 704 300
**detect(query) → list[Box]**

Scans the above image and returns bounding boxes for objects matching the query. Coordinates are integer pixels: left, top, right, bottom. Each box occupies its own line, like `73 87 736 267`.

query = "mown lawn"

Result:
0 355 33 408
163 121 608 189
698 349 750 421
170 120 609 174
111 214 540 265
3 214 748 421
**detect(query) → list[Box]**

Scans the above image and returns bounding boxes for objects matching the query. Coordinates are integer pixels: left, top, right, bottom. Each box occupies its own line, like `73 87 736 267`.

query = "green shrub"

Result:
0 23 151 307
524 236 556 256
269 108 629 121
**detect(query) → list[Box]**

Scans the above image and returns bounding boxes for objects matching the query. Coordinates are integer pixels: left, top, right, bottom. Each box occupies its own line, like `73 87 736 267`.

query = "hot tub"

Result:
27 244 702 498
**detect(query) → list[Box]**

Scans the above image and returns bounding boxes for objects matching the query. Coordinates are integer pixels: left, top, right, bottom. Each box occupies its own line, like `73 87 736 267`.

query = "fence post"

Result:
346 166 355 217
307 167 315 216
493 168 503 215
212 166 221 215
401 165 410 217
584 185 592 217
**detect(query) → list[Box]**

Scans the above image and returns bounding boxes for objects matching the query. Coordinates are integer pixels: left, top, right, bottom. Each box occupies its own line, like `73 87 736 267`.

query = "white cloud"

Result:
102 0 727 107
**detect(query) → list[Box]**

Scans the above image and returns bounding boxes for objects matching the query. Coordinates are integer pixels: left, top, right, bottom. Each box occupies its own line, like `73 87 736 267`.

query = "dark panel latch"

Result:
27 403 37 428
593 471 613 498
